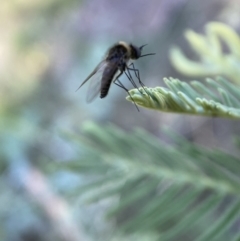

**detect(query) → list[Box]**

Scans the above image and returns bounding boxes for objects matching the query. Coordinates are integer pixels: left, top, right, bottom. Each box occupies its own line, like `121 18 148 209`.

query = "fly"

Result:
76 41 155 110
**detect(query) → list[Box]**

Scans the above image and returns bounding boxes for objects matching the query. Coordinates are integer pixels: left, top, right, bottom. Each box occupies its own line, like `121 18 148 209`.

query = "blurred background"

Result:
1 0 240 240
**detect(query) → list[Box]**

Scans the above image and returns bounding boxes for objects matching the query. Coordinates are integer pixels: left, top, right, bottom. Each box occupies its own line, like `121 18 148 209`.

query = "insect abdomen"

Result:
100 66 118 98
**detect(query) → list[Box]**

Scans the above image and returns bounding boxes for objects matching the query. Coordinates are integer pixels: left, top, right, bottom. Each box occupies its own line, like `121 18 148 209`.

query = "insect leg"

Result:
127 63 144 86
113 71 139 111
127 63 149 96
113 70 134 91
124 68 139 90
114 79 139 112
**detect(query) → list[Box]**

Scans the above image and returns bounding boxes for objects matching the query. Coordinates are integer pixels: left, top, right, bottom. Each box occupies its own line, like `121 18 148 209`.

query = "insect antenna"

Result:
139 44 156 58
139 53 156 58
139 44 148 50
114 79 139 112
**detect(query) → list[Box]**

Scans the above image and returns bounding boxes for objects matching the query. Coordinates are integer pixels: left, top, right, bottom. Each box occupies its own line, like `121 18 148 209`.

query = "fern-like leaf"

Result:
169 22 240 84
59 122 240 241
126 77 240 117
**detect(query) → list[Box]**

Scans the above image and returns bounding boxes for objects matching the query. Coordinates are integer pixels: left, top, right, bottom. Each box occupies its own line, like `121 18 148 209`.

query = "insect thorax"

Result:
107 44 129 59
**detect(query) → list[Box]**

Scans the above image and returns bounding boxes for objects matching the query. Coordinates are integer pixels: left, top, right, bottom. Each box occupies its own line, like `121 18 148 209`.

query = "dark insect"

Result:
76 41 155 108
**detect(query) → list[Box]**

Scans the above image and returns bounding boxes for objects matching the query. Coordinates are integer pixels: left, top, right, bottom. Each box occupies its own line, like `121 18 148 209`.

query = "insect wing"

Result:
85 61 108 103
76 61 107 103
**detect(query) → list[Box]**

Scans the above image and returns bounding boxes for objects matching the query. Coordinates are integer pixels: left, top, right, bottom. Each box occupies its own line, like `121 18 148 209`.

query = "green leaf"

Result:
169 22 240 84
126 77 240 117
61 122 240 241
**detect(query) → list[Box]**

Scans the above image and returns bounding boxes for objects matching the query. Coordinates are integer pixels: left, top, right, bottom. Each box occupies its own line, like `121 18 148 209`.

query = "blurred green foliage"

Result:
60 121 240 241
170 22 240 84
